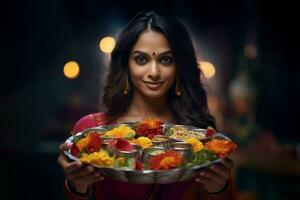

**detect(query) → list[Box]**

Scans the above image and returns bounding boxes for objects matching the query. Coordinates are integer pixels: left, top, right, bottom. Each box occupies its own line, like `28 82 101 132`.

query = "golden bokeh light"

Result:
99 36 116 53
63 61 80 79
198 61 216 79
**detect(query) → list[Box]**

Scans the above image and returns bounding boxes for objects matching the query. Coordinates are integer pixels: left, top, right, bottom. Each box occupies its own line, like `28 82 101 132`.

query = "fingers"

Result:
64 160 83 174
68 165 96 179
57 154 82 172
57 142 81 173
195 175 211 185
195 159 233 193
195 170 227 193
195 161 232 184
220 158 234 170
72 170 103 184
199 168 224 184
59 143 72 152
68 168 104 190
209 164 230 180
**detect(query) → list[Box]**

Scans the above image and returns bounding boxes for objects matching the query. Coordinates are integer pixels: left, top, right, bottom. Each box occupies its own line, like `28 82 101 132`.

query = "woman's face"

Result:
128 30 176 99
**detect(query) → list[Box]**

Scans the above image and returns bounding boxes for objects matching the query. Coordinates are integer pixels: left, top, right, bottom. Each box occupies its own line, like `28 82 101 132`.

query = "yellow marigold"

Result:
104 125 136 139
132 137 153 149
185 137 204 152
80 149 115 167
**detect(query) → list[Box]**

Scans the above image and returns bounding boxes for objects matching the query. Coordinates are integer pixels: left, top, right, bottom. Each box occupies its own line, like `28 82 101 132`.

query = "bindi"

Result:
152 52 156 57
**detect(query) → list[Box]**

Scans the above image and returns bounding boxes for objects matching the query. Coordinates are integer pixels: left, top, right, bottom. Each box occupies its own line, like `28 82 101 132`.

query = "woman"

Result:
58 11 236 200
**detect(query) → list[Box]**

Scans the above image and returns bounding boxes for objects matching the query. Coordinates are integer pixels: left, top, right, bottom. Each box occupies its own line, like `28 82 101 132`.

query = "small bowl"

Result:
101 137 117 156
169 142 194 163
129 143 143 160
142 147 167 163
113 144 141 160
151 135 169 147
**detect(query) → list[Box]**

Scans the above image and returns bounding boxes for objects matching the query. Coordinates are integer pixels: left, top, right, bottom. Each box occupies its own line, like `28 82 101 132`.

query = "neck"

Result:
126 92 173 121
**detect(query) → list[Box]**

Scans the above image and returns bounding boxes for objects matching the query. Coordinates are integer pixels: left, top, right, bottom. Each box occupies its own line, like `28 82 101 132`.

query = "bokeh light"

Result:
198 61 216 79
99 36 116 53
63 61 80 79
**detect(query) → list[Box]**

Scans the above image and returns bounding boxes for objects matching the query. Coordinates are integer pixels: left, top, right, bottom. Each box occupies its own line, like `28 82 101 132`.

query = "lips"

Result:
143 81 164 90
144 81 164 85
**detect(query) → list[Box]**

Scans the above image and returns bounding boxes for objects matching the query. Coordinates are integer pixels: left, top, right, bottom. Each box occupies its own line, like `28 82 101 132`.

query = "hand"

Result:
195 158 234 193
57 143 104 194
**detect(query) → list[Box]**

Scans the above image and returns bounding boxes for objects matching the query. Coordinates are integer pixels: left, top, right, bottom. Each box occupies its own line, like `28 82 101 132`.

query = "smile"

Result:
143 81 164 90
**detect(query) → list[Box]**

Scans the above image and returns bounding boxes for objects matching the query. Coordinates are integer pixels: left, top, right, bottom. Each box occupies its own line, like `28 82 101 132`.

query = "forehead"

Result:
131 30 171 54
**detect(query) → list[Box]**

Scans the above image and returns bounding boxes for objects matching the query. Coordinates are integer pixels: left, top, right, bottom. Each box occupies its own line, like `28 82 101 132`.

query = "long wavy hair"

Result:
101 10 215 128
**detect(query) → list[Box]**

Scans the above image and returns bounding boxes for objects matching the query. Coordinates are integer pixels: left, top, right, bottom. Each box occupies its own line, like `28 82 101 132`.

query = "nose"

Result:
147 61 161 80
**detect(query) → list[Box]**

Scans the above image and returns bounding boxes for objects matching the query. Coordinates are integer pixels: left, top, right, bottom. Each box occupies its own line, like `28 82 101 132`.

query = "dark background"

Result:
1 0 299 199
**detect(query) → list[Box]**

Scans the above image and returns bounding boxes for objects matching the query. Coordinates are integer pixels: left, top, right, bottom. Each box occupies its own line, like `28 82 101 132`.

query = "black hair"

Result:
101 10 215 128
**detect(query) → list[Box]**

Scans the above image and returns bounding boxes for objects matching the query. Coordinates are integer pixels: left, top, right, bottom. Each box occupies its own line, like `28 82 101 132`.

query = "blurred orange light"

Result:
99 36 116 53
63 61 80 79
198 61 216 79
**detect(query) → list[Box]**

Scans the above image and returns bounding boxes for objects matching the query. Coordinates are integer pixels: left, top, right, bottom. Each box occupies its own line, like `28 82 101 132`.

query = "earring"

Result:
175 78 181 96
123 77 129 95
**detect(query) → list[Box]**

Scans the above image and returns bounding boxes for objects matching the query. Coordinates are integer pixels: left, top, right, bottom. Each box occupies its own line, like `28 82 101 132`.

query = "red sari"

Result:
63 113 236 200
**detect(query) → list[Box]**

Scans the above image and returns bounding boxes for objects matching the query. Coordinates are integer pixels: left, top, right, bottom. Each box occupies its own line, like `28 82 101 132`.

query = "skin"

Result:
57 29 233 195
128 30 176 101
119 30 177 123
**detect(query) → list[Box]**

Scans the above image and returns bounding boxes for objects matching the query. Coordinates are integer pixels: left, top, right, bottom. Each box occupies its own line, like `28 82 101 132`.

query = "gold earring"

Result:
123 77 129 95
175 79 181 96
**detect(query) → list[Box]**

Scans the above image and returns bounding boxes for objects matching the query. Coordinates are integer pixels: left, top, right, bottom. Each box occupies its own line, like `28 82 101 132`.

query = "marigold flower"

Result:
204 139 237 158
114 138 134 151
87 133 102 153
132 137 153 149
136 118 163 138
104 125 136 139
75 132 101 152
149 150 182 170
184 138 204 152
80 149 115 167
75 137 90 151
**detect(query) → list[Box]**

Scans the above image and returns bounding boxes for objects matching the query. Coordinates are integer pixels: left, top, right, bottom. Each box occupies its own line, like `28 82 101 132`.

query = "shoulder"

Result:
72 112 109 133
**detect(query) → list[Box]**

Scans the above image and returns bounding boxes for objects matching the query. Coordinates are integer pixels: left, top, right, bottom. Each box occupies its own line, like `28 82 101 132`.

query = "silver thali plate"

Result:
64 123 231 184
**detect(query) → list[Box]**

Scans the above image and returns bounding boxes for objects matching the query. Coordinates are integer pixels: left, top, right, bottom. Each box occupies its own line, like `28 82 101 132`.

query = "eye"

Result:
160 56 173 65
134 55 148 65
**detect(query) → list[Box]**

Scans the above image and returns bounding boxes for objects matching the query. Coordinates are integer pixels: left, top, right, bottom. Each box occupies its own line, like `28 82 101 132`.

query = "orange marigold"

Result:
75 132 102 153
149 150 182 170
136 118 163 138
75 136 90 151
204 139 237 158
